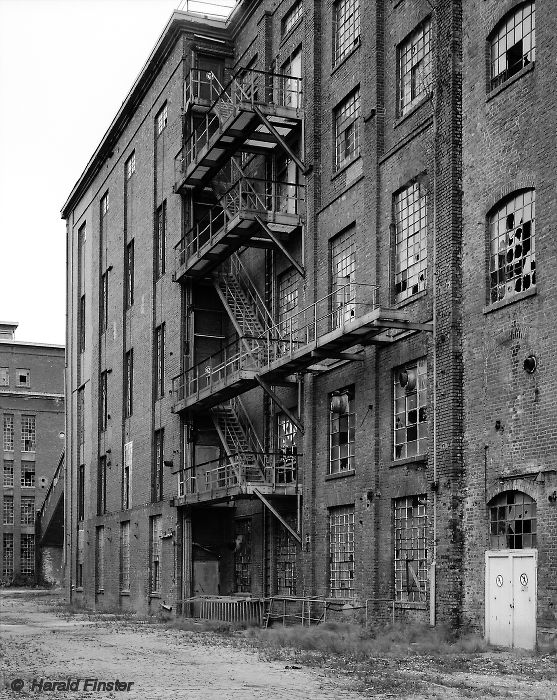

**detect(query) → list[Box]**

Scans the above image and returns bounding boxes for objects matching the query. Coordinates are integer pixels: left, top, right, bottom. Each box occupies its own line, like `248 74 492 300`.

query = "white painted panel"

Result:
486 552 513 647
512 551 537 650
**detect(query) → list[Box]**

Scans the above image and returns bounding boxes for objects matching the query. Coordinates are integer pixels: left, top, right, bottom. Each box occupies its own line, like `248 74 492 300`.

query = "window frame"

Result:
282 0 303 37
77 464 85 522
3 414 14 451
397 18 432 116
328 387 356 475
3 495 14 525
393 494 428 602
125 151 136 180
2 533 14 579
330 227 356 329
393 358 428 461
20 534 35 578
333 0 361 66
97 455 107 516
329 505 355 598
156 103 168 136
20 496 35 526
124 349 133 418
16 369 30 387
489 2 535 91
155 324 165 399
21 415 36 453
100 270 109 333
0 368 8 386
150 515 162 593
125 239 134 309
333 88 361 171
99 370 108 432
96 526 105 592
152 428 164 502
489 491 536 549
155 201 167 279
21 462 35 488
3 460 14 487
393 180 428 303
120 521 130 592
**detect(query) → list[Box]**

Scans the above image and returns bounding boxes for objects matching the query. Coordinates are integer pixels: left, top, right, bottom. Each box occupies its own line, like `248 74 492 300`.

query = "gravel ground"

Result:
1 590 556 699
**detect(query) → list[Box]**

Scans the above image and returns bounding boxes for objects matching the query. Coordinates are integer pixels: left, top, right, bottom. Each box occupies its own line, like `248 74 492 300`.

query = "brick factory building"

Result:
0 322 65 585
61 1 556 649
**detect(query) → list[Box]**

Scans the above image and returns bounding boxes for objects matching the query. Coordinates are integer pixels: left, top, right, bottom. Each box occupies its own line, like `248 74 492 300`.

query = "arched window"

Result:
490 2 535 90
489 189 535 304
489 491 537 549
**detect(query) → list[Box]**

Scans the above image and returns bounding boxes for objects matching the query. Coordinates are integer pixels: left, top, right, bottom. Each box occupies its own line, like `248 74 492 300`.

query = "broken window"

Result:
394 358 428 460
334 89 360 170
21 497 35 526
398 19 432 115
276 518 297 596
394 495 428 602
21 462 35 488
16 369 30 387
96 526 105 592
489 491 536 549
234 518 252 593
329 505 355 598
329 387 355 474
2 533 14 580
489 189 535 304
276 413 298 484
3 414 14 451
490 3 535 90
150 515 162 593
3 461 14 487
120 521 130 591
21 415 36 452
3 495 14 525
394 181 427 302
333 0 360 65
330 227 356 328
20 534 35 578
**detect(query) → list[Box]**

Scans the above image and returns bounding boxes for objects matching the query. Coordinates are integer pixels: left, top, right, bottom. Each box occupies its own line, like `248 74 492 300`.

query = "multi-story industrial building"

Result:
61 0 556 648
0 322 65 584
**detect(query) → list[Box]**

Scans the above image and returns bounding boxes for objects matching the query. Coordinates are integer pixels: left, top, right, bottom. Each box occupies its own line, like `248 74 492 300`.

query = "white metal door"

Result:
485 550 537 650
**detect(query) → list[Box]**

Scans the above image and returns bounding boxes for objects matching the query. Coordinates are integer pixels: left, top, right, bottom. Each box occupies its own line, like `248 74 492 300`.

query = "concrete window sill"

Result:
486 62 535 103
325 469 356 482
389 455 428 469
483 286 536 315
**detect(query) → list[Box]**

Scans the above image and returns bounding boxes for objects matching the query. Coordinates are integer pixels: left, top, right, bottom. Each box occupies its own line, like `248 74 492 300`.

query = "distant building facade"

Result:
62 1 556 649
0 322 65 584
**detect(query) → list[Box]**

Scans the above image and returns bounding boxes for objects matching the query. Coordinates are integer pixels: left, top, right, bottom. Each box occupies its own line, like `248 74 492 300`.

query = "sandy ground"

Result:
1 590 556 699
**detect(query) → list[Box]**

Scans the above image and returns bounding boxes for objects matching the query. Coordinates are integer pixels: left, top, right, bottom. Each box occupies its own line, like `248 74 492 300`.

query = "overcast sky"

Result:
0 0 236 346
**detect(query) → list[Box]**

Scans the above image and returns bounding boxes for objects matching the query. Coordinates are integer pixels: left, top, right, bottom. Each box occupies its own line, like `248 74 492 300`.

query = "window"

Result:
155 201 167 278
76 529 84 588
2 533 14 579
21 497 35 526
123 441 132 510
125 151 136 180
490 3 535 90
20 534 35 577
96 526 105 592
16 369 30 387
100 192 109 217
124 349 133 418
276 413 298 484
398 19 432 115
21 415 36 452
329 505 354 598
489 189 535 304
79 294 86 353
77 387 85 446
156 103 168 136
394 181 428 302
3 414 14 451
150 515 162 593
489 491 536 549
394 358 428 460
394 495 428 602
97 456 106 515
333 0 360 65
125 240 134 309
3 495 14 525
153 428 164 502
21 463 35 488
282 0 302 36
155 324 165 399
100 270 109 333
329 387 355 474
280 47 303 109
234 518 252 593
277 268 299 336
276 521 297 595
0 368 9 386
330 228 356 328
100 370 108 432
3 461 14 487
120 521 130 591
78 464 85 521
334 89 360 170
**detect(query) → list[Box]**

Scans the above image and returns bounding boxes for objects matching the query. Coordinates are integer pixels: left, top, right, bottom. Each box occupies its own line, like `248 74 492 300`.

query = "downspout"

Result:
430 91 438 628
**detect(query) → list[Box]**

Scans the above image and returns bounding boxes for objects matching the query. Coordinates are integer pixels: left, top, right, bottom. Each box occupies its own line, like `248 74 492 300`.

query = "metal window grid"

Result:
125 240 134 308
150 515 162 592
21 415 36 452
155 202 167 278
398 19 432 115
329 505 355 598
334 89 360 170
155 324 165 399
394 495 428 602
394 358 428 460
153 429 164 502
126 152 136 180
491 3 535 89
282 0 302 36
3 495 14 525
125 350 133 418
329 389 355 474
2 533 14 579
490 491 537 549
277 413 297 451
20 534 35 577
3 414 14 451
21 497 35 526
21 463 35 488
120 522 130 591
489 189 535 304
100 371 108 432
3 461 14 487
276 520 297 595
278 268 299 333
100 271 109 332
331 228 356 328
156 103 168 135
234 518 252 593
333 0 360 65
96 526 104 591
394 182 427 302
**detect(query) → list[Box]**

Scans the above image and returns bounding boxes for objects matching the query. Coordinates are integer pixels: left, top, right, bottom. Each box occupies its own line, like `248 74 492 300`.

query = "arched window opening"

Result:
489 491 537 549
490 2 535 90
489 189 535 304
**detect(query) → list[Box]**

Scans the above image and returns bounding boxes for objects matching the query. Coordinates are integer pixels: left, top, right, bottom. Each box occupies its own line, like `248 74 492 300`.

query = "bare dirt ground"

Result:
0 589 556 699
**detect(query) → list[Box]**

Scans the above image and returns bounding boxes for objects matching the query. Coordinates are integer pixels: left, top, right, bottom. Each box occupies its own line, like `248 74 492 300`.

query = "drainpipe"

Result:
430 93 438 629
